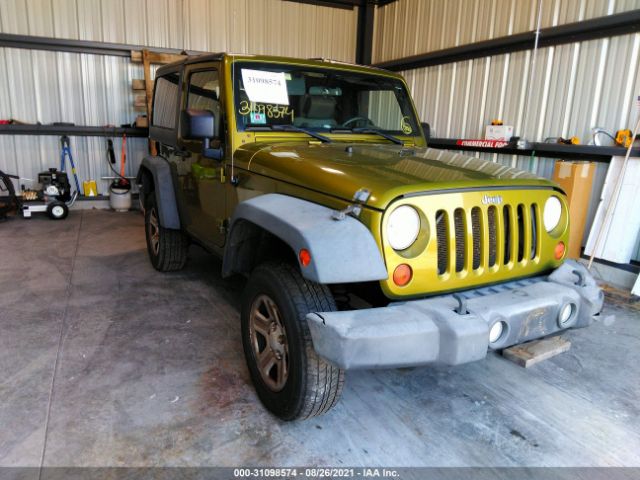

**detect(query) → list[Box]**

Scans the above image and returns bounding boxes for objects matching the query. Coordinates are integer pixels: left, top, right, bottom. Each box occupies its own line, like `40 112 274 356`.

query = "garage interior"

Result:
1 0 640 473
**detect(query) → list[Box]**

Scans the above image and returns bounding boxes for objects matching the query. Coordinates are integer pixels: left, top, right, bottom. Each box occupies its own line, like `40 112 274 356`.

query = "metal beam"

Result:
375 9 640 71
0 124 148 138
284 0 395 9
356 1 376 64
0 32 199 57
284 0 361 9
427 137 640 163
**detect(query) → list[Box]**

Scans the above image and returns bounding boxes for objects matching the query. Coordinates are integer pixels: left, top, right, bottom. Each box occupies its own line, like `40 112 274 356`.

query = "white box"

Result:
585 156 640 264
485 125 514 141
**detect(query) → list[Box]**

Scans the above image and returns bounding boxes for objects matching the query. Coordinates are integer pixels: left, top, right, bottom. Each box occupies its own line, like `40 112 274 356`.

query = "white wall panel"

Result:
375 0 640 261
0 0 358 193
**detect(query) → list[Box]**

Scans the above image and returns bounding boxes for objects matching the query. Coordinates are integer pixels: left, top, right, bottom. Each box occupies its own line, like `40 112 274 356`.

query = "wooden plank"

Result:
131 50 185 65
602 283 640 310
502 336 571 368
142 49 157 156
133 94 147 107
131 79 145 90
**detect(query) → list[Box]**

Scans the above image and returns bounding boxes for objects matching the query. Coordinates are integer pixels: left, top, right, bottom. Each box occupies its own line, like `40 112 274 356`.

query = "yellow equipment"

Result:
615 129 632 148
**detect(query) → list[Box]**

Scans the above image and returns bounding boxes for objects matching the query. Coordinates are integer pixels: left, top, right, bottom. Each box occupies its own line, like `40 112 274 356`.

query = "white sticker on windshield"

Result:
241 69 289 105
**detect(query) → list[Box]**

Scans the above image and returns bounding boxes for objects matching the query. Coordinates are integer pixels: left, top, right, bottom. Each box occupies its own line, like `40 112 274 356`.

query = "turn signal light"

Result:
299 249 311 267
554 241 566 260
393 264 413 286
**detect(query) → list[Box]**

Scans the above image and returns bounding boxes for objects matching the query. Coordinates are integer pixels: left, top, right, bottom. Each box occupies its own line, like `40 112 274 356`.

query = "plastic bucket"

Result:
109 183 132 212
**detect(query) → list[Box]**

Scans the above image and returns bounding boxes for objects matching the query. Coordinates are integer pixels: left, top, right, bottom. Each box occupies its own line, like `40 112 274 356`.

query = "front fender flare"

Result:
136 156 181 229
223 194 388 284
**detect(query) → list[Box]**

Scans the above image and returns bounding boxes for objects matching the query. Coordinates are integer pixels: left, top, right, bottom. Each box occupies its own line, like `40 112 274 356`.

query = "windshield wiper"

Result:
339 127 404 146
270 124 332 143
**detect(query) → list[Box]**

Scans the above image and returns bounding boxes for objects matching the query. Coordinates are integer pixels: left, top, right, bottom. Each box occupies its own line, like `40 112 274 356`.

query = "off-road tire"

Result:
144 195 188 272
241 261 345 421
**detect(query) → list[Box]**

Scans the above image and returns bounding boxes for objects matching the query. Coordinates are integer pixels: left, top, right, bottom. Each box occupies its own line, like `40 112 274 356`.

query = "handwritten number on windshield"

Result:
238 100 294 121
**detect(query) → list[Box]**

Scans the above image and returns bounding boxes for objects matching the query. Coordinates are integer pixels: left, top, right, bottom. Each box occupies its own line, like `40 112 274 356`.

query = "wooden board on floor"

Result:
602 283 640 310
502 336 571 368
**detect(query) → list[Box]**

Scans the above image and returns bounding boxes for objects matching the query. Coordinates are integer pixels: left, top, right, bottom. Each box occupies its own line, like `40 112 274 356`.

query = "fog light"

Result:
489 321 506 343
554 241 566 260
558 303 576 326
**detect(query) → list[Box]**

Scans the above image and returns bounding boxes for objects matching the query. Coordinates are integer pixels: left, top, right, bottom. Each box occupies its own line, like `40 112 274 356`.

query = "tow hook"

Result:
572 269 586 287
332 188 371 221
453 294 469 315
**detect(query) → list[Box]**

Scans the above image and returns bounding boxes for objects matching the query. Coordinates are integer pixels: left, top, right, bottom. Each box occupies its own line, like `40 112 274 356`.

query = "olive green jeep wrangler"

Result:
137 53 603 420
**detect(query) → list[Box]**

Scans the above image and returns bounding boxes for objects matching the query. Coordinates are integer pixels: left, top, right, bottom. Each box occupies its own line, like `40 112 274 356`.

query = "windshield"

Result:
232 61 420 137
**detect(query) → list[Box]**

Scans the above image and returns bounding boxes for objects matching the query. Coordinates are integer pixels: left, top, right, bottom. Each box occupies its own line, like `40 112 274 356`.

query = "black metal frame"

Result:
375 9 640 71
356 1 376 65
0 32 202 58
284 0 395 10
284 0 395 64
0 124 148 138
427 138 640 163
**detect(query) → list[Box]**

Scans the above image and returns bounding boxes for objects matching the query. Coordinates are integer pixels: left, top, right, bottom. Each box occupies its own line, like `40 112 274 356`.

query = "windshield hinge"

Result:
332 188 371 221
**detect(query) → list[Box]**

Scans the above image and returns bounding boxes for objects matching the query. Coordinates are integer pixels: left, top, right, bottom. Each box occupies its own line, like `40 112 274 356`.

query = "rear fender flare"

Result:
136 156 180 229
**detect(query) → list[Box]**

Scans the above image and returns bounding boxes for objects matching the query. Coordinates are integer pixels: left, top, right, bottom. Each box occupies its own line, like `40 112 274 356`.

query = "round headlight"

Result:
543 196 562 232
387 205 420 251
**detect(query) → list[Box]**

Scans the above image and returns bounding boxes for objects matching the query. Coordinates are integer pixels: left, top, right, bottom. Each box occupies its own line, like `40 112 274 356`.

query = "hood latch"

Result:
332 188 371 221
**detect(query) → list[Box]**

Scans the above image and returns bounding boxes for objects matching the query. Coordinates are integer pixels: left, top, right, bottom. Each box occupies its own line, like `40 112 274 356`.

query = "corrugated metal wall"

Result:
374 0 640 260
0 0 358 193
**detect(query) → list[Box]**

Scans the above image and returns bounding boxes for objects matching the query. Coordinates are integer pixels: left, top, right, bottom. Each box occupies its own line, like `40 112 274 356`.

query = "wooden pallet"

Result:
130 49 187 155
601 283 640 311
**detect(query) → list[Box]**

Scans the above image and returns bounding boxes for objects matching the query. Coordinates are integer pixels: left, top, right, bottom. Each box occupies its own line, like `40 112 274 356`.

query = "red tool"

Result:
120 134 127 179
113 135 130 188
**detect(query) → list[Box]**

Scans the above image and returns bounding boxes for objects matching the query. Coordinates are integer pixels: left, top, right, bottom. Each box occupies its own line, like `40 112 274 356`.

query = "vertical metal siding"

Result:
375 0 640 260
0 0 357 194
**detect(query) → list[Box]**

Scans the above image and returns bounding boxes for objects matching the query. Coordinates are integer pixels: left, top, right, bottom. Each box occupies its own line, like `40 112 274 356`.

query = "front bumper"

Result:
306 260 604 369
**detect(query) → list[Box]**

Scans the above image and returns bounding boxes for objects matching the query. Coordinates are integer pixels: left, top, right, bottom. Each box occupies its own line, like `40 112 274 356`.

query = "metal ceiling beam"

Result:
0 32 198 57
375 9 640 71
0 124 148 138
284 0 362 9
284 0 395 10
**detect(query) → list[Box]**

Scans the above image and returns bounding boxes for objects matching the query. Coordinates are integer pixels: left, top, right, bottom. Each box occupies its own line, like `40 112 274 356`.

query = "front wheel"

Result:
241 262 344 420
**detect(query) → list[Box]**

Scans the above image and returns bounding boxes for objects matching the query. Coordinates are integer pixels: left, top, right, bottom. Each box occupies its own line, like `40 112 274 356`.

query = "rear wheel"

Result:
241 262 344 420
144 195 188 272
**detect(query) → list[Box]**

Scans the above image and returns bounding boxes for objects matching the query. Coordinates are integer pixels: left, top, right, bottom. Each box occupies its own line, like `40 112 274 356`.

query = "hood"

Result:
243 143 554 210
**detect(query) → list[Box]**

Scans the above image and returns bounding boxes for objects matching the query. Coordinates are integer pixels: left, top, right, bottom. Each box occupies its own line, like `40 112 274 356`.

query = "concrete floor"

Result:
1 209 639 468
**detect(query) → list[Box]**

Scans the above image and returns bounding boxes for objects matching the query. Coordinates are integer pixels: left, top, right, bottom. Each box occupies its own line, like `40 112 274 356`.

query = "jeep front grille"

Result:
435 202 540 276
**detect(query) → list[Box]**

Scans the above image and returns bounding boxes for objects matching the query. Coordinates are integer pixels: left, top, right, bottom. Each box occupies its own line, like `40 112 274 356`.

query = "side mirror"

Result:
181 109 222 160
421 122 431 140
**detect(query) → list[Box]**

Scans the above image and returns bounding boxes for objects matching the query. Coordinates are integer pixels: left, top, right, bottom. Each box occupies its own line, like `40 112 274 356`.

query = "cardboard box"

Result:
485 125 514 141
135 115 148 128
552 161 596 259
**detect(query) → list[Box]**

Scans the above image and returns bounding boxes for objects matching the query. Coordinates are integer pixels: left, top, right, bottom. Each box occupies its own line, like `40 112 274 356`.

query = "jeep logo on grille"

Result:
482 194 503 205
